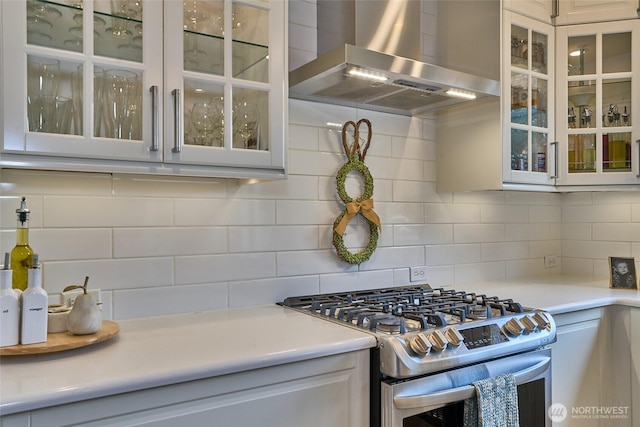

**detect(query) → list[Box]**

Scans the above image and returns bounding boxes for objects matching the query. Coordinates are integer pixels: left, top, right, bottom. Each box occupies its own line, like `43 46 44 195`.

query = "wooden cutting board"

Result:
0 320 119 356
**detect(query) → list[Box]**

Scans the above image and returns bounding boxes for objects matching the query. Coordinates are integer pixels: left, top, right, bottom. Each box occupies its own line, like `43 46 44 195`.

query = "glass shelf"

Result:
182 29 268 78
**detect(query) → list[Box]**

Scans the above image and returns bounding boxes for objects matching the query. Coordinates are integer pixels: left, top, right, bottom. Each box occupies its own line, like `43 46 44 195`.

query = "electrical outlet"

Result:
410 266 428 282
544 255 557 268
62 288 101 308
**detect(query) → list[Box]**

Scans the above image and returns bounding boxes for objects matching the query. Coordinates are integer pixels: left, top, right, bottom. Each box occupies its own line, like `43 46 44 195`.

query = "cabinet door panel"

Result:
556 20 640 186
556 0 640 25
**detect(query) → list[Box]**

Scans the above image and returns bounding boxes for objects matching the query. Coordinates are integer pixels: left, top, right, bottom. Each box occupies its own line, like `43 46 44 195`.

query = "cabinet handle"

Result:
635 140 640 177
549 141 559 179
150 85 159 152
171 89 182 153
551 0 559 18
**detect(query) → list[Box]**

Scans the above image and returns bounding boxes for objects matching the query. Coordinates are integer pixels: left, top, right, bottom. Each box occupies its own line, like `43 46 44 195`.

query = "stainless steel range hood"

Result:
288 1 500 116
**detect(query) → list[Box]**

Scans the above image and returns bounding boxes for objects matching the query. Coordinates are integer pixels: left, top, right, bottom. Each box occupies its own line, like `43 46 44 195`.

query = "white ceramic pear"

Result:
65 276 102 335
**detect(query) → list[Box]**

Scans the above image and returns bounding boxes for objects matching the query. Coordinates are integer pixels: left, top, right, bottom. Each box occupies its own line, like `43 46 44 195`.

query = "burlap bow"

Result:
333 199 381 236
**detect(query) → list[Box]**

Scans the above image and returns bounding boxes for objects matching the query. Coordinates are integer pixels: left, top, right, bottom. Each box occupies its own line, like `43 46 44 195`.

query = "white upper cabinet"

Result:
503 0 555 24
555 0 640 25
0 0 287 179
436 3 556 192
502 12 556 187
555 20 640 186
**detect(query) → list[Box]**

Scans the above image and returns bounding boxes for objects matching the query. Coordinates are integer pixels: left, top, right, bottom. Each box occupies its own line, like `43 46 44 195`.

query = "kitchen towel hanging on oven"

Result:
463 373 520 427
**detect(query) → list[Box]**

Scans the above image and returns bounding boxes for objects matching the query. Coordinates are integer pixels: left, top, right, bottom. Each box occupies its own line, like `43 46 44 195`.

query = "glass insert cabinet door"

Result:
503 12 555 186
163 0 286 170
2 0 163 162
556 20 640 185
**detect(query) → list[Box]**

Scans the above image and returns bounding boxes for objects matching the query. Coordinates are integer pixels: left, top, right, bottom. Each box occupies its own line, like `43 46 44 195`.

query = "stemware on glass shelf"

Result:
190 99 224 146
233 98 260 149
103 69 141 140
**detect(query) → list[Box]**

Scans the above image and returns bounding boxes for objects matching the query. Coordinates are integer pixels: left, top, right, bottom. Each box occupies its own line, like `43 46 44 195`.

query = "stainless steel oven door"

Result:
380 347 551 427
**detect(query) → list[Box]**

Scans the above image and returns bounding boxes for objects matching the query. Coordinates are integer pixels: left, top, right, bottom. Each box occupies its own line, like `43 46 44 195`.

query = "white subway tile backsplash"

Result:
176 253 276 284
113 283 228 320
454 224 505 243
366 157 425 181
276 200 336 225
229 225 319 252
394 224 453 246
481 242 529 262
374 202 424 225
114 227 227 258
43 257 174 294
563 239 631 259
288 150 342 176
426 244 481 266
1 195 43 229
563 204 631 223
319 270 395 294
506 222 561 241
480 204 529 223
229 276 320 308
392 180 436 203
528 205 562 223
455 261 506 284
529 240 562 259
426 203 481 224
288 22 316 52
289 124 319 151
592 191 640 205
278 249 356 276
112 174 227 198
33 228 112 261
175 199 275 226
390 136 436 161
561 222 592 240
229 175 319 200
592 223 640 243
289 0 317 28
44 196 174 228
1 169 112 196
454 191 505 205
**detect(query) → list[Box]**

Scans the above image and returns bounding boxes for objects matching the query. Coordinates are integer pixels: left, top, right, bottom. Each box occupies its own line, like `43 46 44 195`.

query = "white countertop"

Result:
1 277 639 416
0 305 376 415
455 276 640 313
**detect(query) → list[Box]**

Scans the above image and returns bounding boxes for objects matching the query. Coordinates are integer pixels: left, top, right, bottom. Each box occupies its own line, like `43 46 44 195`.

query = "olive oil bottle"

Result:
10 197 34 291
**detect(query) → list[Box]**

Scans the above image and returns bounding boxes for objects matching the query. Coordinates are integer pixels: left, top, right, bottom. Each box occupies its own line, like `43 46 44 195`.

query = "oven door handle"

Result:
393 356 550 410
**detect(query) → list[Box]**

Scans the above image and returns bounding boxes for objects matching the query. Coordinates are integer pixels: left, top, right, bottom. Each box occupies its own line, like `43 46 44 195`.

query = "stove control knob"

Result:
408 333 432 356
444 328 464 347
428 330 448 352
504 318 525 337
533 312 551 331
521 315 538 334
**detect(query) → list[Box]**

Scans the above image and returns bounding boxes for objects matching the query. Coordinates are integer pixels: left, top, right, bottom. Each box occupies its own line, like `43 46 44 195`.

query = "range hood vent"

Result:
288 1 500 116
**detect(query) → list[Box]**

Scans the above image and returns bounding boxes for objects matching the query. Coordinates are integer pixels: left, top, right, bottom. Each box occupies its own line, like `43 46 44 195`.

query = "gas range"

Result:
281 284 556 379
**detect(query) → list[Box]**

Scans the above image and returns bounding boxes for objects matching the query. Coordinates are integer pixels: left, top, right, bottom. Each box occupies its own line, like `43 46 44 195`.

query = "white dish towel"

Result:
463 373 520 427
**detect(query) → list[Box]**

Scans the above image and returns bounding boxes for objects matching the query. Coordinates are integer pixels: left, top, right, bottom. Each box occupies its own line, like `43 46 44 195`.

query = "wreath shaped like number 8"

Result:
332 119 381 265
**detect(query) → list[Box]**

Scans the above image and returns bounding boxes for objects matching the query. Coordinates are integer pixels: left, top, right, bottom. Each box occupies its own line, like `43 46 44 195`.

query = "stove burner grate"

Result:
283 285 528 334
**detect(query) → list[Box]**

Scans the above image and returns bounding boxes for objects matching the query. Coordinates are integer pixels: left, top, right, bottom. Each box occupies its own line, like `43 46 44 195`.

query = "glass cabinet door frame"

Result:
163 0 287 172
502 11 556 187
555 20 640 186
1 0 164 163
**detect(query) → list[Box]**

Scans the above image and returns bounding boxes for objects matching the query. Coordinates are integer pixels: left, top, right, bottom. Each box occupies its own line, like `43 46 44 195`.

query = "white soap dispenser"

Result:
21 255 48 345
0 253 20 347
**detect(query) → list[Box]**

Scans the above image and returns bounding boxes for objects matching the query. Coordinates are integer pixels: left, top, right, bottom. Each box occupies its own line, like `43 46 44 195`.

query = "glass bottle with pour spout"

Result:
10 197 34 291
